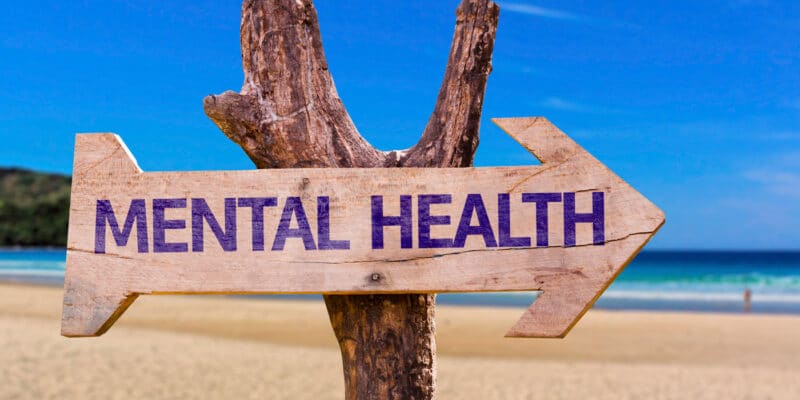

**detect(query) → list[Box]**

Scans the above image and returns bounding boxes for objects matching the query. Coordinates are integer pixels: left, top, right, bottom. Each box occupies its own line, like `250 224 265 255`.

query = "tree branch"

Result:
401 0 499 168
204 0 384 169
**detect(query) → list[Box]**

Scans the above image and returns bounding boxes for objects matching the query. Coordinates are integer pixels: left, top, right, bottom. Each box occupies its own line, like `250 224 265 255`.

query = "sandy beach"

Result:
0 283 798 399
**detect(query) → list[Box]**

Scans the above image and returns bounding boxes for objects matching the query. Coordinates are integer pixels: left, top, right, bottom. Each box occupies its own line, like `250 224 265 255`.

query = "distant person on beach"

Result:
744 288 752 313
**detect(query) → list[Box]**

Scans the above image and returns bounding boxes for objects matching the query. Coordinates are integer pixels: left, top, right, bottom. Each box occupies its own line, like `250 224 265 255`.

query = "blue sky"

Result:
0 1 798 249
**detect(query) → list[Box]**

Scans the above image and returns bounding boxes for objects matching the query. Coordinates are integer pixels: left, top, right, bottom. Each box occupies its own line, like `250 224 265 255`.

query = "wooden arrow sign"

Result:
61 117 664 338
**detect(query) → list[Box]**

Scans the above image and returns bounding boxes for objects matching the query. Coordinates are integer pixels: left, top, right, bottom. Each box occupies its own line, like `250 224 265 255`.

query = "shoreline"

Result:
3 248 800 318
2 282 799 398
4 276 796 317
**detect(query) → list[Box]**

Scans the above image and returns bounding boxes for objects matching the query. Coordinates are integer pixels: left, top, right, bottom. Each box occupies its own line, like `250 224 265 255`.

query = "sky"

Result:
0 0 798 250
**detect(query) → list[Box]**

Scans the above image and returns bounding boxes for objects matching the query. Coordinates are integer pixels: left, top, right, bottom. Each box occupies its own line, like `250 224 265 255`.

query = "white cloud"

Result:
743 165 800 198
763 132 800 140
539 97 624 114
540 97 593 113
498 3 634 29
770 151 800 168
499 3 583 21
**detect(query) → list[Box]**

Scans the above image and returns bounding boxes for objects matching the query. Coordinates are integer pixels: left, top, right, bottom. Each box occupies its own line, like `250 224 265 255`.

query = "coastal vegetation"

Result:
0 168 70 247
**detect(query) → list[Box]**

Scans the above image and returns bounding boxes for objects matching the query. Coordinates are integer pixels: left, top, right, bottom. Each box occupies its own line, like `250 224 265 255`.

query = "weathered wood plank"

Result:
62 117 664 338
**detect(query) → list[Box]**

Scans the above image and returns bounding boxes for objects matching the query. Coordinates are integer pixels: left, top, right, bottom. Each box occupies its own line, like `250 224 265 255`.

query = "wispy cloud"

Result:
499 2 634 28
541 97 593 112
658 120 800 142
743 163 800 198
539 97 623 115
776 151 800 167
762 131 800 140
499 2 585 22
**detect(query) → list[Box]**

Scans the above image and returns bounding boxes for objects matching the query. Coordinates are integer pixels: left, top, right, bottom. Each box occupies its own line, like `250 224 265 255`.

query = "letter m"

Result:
95 199 148 254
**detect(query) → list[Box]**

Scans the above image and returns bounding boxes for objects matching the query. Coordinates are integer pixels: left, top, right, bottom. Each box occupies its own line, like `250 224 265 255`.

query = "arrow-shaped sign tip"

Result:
491 117 665 338
62 133 143 337
73 133 142 177
61 284 137 337
492 117 588 165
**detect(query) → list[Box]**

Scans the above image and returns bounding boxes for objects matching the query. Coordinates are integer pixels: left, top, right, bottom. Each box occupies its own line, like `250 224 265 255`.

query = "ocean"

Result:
2 249 798 314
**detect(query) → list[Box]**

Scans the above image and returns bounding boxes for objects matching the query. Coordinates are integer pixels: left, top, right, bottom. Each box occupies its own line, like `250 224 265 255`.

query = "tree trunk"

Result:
204 0 498 398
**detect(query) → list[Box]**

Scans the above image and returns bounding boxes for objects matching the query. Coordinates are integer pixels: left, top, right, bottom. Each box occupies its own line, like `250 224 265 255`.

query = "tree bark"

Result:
204 0 498 398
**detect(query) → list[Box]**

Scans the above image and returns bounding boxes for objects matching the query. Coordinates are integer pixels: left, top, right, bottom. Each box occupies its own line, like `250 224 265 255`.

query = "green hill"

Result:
0 168 70 247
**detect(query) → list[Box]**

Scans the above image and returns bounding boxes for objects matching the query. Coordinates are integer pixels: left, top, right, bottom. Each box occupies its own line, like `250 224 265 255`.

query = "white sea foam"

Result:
0 260 65 270
602 290 800 304
0 269 65 278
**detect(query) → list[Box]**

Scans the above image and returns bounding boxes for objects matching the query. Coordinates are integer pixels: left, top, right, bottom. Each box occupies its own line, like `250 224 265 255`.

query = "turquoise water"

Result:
2 249 799 314
0 249 66 284
593 251 800 313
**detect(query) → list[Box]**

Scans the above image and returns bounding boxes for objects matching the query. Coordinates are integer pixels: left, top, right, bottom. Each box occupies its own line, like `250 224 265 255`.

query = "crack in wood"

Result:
290 230 658 265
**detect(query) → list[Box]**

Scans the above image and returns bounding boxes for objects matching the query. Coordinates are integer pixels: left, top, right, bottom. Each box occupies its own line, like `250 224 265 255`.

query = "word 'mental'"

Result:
95 196 347 254
94 192 604 254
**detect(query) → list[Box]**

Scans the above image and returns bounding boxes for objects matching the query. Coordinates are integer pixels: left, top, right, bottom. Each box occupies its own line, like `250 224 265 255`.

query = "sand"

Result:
1 283 798 399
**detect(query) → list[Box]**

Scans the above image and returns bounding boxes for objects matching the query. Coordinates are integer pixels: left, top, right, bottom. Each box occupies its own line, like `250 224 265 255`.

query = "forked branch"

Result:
204 0 498 169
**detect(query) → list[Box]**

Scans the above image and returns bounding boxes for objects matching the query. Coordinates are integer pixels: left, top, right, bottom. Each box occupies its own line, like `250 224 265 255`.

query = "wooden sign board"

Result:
61 117 664 338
